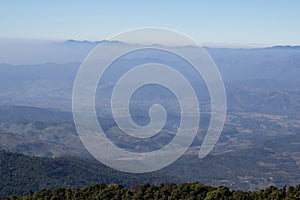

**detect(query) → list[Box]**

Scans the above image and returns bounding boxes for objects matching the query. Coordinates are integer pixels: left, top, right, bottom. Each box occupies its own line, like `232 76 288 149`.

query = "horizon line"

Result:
1 37 300 49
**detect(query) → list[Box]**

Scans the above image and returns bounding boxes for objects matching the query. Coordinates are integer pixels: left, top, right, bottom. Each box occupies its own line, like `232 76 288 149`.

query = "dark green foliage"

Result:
2 182 300 200
1 150 300 199
0 150 178 198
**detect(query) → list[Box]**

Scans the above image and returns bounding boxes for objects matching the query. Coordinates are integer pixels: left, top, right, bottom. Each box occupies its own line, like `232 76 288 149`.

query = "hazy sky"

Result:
1 0 299 46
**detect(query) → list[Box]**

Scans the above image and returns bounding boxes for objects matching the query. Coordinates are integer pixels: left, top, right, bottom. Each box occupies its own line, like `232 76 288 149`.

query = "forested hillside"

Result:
3 182 300 200
0 150 177 197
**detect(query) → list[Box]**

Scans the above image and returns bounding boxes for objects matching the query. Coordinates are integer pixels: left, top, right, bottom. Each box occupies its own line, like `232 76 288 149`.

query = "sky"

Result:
1 0 300 47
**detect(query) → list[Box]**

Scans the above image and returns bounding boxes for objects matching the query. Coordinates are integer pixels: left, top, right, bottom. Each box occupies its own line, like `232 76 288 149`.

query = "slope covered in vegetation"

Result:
3 182 300 200
0 150 177 197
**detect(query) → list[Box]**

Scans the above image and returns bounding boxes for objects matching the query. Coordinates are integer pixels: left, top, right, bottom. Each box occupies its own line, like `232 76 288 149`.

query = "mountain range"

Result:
0 40 299 195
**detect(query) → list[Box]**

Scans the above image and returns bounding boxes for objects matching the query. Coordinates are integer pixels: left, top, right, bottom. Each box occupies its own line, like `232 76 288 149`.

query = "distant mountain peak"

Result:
266 45 300 50
64 39 126 45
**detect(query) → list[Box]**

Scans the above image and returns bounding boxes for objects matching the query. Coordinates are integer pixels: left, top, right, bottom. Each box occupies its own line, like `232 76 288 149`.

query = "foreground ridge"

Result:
3 182 300 200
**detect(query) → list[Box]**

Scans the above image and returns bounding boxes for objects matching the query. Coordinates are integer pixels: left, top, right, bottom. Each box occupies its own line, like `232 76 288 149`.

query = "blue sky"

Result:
1 0 299 46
